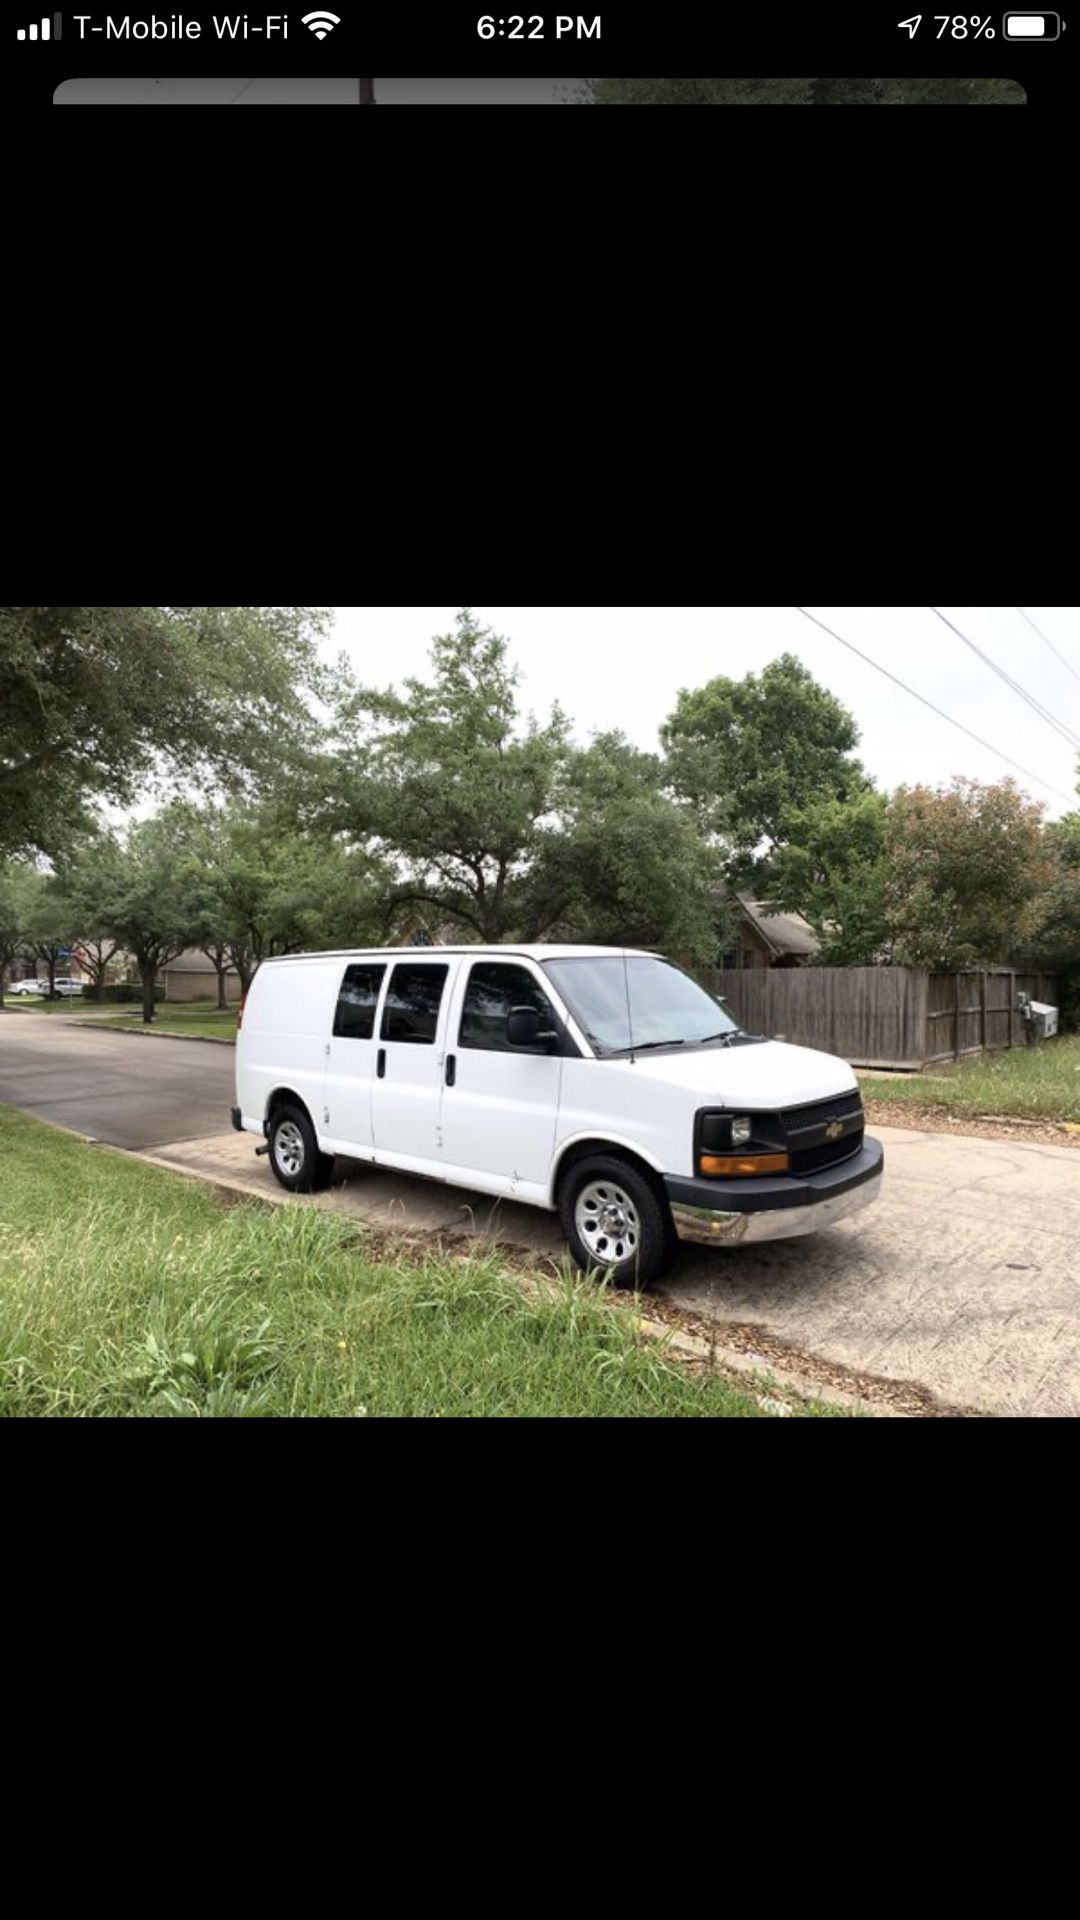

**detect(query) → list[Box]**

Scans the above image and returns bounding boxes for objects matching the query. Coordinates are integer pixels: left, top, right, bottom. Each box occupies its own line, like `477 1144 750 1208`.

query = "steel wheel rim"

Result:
275 1120 305 1178
575 1180 640 1267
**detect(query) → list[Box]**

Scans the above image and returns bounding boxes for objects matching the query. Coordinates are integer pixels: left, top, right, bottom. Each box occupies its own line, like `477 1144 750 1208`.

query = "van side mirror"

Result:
507 1006 555 1049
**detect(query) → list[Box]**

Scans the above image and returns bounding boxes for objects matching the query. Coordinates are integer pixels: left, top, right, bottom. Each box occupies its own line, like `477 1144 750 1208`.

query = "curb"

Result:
65 1020 235 1045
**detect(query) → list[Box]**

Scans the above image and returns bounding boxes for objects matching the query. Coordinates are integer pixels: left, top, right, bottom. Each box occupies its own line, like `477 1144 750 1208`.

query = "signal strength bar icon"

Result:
16 12 61 36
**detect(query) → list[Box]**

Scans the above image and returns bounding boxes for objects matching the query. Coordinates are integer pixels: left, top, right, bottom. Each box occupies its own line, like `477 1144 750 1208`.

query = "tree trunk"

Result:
95 973 106 1003
141 961 157 1025
0 960 7 1006
359 78 375 103
216 959 228 1010
48 953 57 998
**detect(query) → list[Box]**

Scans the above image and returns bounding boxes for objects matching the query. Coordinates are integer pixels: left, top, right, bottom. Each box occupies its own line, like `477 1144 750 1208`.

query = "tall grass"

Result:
860 1036 1080 1122
0 1110 833 1417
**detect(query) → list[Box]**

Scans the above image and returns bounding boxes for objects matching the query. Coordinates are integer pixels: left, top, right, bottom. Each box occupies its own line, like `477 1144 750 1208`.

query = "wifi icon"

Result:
301 10 340 36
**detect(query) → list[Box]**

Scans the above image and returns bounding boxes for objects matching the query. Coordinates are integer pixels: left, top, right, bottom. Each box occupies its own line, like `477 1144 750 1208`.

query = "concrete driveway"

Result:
2 1013 1078 1415
153 1120 1080 1419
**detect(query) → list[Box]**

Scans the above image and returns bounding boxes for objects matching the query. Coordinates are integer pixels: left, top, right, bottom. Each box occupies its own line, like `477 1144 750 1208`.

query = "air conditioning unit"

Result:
1028 1001 1059 1039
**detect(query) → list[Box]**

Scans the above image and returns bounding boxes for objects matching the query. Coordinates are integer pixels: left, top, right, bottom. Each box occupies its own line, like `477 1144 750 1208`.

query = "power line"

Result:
794 607 1075 804
930 607 1080 753
1016 607 1080 687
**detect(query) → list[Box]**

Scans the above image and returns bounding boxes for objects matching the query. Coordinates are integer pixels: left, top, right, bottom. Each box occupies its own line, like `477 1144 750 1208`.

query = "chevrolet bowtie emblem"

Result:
825 1120 845 1140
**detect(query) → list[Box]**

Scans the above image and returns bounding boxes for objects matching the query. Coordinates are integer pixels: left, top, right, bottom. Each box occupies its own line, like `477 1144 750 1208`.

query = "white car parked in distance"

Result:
233 945 884 1285
8 977 45 995
50 980 84 996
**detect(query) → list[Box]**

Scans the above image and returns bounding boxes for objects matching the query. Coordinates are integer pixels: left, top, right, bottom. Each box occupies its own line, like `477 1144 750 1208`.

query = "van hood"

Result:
608 1039 858 1108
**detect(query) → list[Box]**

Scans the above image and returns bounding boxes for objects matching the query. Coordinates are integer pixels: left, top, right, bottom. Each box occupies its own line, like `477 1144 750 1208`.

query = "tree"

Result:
584 78 812 104
0 605 331 861
51 833 126 1000
0 861 35 1003
884 778 1052 970
662 653 868 872
1022 811 1080 1029
762 790 890 966
524 733 729 962
108 818 199 1023
328 610 571 942
17 867 75 999
170 800 389 995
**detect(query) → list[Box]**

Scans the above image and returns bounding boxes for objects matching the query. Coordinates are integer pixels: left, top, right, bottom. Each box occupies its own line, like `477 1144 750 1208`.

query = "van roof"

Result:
259 944 657 965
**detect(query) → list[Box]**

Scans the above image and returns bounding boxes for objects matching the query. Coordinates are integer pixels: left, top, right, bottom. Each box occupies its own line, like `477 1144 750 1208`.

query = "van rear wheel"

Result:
559 1155 673 1288
268 1103 334 1194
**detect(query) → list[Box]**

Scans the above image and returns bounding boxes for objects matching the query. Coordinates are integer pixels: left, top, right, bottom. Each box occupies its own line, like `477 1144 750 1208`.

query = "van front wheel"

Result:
268 1104 334 1194
559 1155 673 1288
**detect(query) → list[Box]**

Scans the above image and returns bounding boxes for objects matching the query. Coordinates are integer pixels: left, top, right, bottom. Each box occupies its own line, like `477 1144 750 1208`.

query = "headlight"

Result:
731 1116 752 1146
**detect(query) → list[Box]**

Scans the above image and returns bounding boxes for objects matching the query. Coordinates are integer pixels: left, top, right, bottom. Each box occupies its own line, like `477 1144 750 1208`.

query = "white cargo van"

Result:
233 946 883 1284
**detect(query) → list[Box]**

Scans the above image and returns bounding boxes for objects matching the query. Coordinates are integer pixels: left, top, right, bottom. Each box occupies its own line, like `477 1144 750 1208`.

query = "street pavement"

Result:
2 1010 1078 1415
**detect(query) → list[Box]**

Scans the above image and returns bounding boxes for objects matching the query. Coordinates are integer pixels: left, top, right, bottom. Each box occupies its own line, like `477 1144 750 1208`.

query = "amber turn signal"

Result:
699 1152 790 1177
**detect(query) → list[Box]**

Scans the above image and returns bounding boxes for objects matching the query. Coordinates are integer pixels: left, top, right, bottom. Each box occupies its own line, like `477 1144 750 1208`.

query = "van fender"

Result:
548 1129 667 1207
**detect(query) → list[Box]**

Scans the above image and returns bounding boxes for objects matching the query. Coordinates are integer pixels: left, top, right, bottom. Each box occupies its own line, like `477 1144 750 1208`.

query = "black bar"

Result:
53 11 61 38
445 1053 456 1087
377 1048 386 1079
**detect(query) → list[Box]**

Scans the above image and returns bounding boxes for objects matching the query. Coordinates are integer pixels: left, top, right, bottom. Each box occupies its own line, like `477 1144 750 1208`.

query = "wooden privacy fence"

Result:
697 967 1059 1070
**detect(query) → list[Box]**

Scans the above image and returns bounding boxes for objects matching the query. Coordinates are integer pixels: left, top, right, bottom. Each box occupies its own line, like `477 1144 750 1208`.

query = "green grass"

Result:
860 1035 1080 1122
0 1108 839 1418
4 995 94 1012
76 1007 238 1041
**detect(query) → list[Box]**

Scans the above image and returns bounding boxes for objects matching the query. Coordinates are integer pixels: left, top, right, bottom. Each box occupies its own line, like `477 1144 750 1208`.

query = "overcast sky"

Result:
327 608 1080 820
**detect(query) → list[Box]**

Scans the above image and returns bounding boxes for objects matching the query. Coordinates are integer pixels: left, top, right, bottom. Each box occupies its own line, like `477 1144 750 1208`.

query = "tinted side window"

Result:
333 964 386 1040
459 963 556 1052
380 963 449 1044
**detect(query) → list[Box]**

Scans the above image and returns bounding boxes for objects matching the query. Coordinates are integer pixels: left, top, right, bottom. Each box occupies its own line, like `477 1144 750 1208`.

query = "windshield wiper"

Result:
697 1031 739 1046
615 1037 686 1053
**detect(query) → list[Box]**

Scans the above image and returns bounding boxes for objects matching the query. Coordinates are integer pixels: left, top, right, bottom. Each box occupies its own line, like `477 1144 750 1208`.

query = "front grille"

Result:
780 1090 863 1135
790 1130 864 1175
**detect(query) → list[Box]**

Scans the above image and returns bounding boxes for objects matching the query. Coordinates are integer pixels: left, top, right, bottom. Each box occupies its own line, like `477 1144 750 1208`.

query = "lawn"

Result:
0 1108 834 1417
860 1035 1080 1123
74 1006 238 1041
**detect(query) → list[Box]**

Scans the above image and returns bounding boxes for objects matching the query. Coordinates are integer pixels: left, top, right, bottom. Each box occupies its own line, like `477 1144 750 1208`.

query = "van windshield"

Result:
543 956 741 1056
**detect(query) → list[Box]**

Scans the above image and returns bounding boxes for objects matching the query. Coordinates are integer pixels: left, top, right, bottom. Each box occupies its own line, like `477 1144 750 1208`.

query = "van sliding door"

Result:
322 961 387 1155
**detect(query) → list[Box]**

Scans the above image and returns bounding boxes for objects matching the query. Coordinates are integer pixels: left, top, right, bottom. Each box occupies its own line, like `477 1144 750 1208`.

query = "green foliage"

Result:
1019 811 1080 1030
164 798 390 989
762 791 890 965
329 610 571 942
585 78 813 104
884 778 1052 969
529 732 729 962
583 77 1023 105
0 605 330 861
662 653 868 869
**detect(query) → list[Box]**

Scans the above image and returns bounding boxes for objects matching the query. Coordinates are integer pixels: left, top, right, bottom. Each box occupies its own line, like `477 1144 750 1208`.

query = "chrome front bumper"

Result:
666 1139 884 1247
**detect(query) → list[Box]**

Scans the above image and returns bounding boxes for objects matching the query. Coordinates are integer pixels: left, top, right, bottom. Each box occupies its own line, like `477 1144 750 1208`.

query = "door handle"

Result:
377 1048 386 1079
445 1053 456 1087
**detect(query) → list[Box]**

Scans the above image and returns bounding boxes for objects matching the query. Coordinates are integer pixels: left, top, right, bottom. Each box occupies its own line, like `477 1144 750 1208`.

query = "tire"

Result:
268 1103 335 1194
558 1154 674 1288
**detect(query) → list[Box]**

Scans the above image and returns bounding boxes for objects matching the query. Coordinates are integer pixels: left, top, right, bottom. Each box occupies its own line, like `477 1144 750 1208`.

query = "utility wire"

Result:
930 607 1080 753
794 607 1075 804
1016 607 1080 687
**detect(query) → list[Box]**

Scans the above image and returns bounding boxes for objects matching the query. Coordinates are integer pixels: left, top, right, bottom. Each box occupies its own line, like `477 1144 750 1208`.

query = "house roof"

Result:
735 891 820 958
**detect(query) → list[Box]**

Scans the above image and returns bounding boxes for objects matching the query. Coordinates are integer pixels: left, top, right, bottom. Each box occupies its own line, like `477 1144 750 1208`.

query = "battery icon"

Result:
1003 12 1061 34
